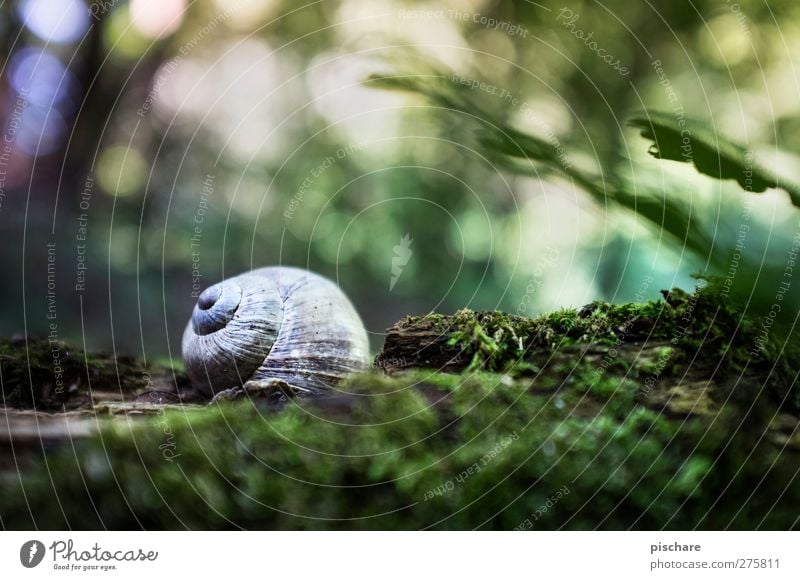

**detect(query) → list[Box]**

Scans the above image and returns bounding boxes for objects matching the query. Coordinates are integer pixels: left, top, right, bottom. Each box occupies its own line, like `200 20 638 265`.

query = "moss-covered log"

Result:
0 337 194 410
377 288 797 413
0 288 798 530
0 338 200 475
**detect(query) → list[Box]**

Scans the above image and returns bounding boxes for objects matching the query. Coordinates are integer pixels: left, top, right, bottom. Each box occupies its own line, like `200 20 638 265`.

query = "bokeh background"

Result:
1 0 799 359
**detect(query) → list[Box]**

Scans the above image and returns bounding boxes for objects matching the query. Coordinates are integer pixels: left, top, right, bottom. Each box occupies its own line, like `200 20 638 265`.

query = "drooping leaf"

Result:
629 110 800 207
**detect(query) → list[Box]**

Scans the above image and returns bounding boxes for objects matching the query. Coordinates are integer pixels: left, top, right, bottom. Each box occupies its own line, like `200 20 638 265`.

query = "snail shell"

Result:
182 267 370 395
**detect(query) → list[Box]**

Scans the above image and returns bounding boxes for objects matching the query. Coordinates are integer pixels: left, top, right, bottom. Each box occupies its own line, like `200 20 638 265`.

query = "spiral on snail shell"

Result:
182 267 370 395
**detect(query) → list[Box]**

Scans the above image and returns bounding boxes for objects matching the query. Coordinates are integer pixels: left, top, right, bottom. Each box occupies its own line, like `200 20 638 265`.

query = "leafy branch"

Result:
366 69 717 264
366 64 800 269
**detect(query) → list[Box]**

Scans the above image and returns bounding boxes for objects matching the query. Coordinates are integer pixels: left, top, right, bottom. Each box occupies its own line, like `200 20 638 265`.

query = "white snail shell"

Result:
182 267 370 395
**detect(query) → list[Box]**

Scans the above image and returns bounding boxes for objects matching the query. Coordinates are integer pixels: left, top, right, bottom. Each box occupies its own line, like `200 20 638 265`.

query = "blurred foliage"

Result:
1 0 800 361
367 68 719 264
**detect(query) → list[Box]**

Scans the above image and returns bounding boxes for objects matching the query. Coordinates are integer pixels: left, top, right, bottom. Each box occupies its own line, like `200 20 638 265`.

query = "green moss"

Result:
2 363 797 530
2 286 797 530
384 286 796 410
636 346 674 376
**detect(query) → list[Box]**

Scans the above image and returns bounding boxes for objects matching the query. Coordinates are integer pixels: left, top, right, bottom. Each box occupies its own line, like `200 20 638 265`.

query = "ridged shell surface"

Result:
182 267 370 395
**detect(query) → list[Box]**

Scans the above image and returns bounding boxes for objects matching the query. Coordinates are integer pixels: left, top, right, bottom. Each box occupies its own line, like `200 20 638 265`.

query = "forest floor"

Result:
1 287 798 529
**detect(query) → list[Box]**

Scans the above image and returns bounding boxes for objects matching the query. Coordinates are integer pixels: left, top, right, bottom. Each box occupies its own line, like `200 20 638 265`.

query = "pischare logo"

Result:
20 540 46 568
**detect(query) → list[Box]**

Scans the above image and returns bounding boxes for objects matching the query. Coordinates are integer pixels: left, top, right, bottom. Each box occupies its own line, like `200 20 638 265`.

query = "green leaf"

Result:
369 71 720 265
628 110 800 207
475 126 561 167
